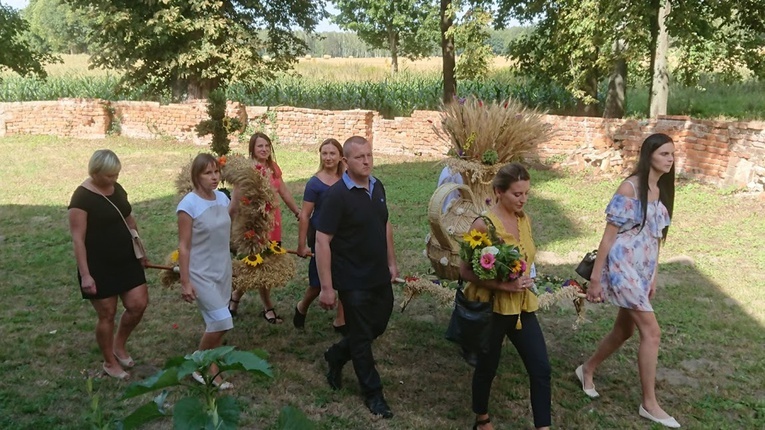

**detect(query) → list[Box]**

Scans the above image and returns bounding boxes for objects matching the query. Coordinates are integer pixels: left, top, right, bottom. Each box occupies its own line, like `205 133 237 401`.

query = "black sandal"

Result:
262 308 283 324
228 297 240 317
293 304 306 329
473 417 491 430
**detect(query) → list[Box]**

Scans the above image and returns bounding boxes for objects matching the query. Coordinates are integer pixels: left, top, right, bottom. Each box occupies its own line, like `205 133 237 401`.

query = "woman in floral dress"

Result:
578 133 680 428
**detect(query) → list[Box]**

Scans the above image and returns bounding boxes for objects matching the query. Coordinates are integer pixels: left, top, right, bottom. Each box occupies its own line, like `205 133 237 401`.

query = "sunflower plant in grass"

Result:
119 346 272 429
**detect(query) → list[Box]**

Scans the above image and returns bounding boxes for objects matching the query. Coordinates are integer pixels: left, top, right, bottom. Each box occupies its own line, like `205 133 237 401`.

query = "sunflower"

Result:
170 249 179 263
269 241 286 255
242 254 264 267
511 260 522 273
463 229 491 248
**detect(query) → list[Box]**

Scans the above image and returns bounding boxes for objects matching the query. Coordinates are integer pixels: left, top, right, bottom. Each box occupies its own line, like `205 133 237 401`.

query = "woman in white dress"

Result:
177 153 234 389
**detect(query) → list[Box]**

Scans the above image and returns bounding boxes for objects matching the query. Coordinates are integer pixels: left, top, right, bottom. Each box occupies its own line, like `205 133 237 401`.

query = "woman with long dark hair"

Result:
578 133 679 428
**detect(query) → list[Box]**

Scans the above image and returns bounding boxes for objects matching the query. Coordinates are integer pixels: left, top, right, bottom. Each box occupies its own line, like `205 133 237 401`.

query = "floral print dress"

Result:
599 188 671 312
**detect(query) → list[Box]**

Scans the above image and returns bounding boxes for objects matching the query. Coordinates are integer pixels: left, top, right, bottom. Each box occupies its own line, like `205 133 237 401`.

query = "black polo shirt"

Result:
315 172 390 291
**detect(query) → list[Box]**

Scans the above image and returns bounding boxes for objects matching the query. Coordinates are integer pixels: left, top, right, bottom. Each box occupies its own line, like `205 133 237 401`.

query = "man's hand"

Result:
388 263 399 282
319 288 336 310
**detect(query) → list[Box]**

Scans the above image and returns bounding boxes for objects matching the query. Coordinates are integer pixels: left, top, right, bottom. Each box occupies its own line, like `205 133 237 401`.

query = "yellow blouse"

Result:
464 210 538 315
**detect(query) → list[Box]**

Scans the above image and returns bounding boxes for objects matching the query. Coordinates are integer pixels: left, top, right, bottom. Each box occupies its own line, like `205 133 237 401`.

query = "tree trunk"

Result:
649 0 670 117
576 66 600 116
185 77 217 101
388 30 399 73
604 40 627 118
440 0 456 103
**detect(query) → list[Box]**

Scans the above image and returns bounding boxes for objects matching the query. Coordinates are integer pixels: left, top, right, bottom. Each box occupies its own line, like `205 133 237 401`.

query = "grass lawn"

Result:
0 135 763 429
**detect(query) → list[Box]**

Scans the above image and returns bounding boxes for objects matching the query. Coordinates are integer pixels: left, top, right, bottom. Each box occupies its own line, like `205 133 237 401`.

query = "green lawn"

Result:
0 135 763 429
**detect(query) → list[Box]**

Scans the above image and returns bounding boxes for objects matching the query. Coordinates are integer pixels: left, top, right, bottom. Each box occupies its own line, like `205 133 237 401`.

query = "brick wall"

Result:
270 106 373 148
0 98 109 139
1 99 763 189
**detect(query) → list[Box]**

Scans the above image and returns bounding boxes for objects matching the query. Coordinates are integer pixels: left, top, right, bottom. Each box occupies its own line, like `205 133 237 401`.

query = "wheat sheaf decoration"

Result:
162 153 289 290
222 154 275 255
435 96 552 205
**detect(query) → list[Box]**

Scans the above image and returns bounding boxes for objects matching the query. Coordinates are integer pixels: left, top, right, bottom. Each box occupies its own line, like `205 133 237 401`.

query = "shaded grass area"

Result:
0 136 763 429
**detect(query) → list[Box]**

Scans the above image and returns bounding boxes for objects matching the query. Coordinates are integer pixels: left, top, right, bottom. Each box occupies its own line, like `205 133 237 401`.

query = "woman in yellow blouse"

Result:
460 163 551 430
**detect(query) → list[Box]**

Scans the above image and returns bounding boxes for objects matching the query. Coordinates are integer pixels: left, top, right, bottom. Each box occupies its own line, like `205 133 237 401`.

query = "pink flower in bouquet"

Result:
480 253 496 269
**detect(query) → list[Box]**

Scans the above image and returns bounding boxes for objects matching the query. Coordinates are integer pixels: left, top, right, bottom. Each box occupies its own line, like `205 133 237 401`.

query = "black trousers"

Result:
326 283 394 398
472 312 551 428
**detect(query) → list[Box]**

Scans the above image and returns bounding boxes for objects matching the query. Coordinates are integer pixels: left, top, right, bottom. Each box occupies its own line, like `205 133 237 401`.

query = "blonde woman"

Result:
294 138 346 332
68 149 148 380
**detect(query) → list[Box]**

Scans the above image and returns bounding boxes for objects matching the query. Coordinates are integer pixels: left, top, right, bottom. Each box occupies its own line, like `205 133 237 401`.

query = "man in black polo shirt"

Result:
315 136 399 419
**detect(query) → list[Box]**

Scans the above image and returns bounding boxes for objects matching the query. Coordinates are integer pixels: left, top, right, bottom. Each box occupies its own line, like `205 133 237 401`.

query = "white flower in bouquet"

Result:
480 246 499 256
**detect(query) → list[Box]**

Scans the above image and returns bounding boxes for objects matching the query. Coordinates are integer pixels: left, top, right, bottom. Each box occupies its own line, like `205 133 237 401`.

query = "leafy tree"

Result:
22 0 90 54
496 0 765 117
497 0 646 116
487 26 531 55
0 2 57 78
333 0 439 73
64 0 326 100
453 7 493 80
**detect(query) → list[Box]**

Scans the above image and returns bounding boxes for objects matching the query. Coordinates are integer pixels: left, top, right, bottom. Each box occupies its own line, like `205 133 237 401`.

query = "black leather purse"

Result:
575 250 598 280
444 287 494 356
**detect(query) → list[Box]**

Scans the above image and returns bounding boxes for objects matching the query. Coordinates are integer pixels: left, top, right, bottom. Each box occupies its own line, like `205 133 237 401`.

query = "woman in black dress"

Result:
68 149 149 380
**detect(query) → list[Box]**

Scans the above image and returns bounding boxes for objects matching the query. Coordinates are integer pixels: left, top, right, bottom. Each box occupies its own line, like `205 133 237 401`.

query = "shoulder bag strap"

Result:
87 182 133 235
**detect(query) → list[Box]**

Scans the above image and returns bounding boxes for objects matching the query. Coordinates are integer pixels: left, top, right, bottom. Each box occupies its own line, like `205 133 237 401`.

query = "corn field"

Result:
0 71 577 117
2 70 764 119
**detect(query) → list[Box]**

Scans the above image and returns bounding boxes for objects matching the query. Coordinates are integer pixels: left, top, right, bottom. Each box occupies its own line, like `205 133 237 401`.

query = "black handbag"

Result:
444 287 494 356
575 250 598 280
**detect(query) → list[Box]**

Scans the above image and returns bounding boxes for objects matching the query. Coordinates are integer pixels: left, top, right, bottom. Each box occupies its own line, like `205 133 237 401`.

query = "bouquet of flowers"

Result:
459 222 526 282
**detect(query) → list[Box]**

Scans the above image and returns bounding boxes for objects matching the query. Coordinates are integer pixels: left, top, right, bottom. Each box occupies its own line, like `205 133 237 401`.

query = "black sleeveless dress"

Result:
68 183 146 299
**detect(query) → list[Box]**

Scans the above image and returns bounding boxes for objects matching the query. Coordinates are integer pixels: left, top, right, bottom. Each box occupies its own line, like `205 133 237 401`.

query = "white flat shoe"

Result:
192 371 233 389
216 381 233 390
639 404 681 428
103 363 129 380
113 352 135 368
575 365 600 398
192 371 206 384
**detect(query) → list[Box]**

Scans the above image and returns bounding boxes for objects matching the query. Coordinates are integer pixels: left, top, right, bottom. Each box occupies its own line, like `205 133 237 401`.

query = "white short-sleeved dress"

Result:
177 190 233 332
599 183 671 312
